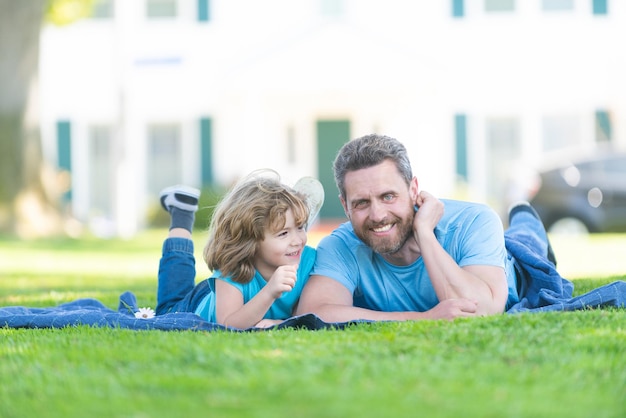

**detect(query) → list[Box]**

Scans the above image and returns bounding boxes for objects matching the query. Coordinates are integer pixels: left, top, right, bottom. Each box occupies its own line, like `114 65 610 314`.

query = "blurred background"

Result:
1 0 624 239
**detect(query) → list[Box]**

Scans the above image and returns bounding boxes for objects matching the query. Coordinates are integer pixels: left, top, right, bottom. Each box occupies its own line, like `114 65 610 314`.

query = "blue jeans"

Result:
156 237 211 315
504 205 626 312
506 205 556 299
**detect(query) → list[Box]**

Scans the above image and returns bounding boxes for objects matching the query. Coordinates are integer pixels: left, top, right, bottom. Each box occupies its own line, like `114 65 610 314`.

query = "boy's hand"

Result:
266 265 298 299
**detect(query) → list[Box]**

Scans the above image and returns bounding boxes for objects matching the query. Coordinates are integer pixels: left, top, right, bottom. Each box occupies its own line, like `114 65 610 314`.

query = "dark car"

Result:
528 150 626 234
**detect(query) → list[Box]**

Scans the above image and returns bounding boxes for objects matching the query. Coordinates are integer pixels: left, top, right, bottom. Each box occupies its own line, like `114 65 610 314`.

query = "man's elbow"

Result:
481 285 508 315
294 291 319 316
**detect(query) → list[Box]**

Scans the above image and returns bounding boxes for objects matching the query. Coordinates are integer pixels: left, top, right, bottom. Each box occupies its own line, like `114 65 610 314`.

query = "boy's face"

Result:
341 159 417 255
253 208 307 278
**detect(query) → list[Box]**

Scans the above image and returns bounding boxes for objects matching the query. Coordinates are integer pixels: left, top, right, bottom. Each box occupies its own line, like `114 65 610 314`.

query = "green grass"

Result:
1 231 626 418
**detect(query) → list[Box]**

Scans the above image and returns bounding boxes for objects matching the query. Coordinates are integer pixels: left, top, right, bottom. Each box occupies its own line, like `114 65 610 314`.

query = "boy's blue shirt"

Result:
194 245 316 322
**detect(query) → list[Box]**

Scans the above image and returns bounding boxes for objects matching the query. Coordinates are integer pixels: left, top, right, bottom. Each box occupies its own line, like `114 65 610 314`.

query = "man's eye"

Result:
354 201 368 209
383 194 394 202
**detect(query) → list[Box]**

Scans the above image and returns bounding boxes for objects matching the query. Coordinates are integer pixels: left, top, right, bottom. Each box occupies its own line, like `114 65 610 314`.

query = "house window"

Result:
486 117 521 202
542 0 574 11
287 126 296 165
485 0 515 12
147 123 182 194
320 0 344 17
147 0 177 18
90 0 114 18
542 114 581 151
88 126 113 217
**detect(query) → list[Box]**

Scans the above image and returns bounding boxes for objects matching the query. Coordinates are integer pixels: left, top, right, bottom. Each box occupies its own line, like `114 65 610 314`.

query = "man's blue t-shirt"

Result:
194 245 316 322
310 200 519 312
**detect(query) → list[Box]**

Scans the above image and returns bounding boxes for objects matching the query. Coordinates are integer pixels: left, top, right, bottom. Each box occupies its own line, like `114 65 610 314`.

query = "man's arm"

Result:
295 274 480 322
419 231 508 315
414 192 509 315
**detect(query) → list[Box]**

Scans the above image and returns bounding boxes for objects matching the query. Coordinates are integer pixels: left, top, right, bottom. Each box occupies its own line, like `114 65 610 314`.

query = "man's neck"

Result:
380 237 421 266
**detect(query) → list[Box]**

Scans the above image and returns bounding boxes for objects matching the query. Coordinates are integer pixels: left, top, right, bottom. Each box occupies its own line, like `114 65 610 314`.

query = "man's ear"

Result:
410 177 419 201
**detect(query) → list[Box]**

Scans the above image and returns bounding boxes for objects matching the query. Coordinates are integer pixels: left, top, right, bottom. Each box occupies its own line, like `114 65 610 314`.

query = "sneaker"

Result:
159 185 201 213
293 177 325 230
508 201 557 266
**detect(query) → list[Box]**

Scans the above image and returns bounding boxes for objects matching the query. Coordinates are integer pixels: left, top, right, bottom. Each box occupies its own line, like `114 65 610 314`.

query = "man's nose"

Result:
368 200 386 222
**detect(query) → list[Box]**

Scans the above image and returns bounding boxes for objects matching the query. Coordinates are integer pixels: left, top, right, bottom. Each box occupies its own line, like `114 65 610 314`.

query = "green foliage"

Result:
0 114 22 202
46 0 94 26
1 234 625 418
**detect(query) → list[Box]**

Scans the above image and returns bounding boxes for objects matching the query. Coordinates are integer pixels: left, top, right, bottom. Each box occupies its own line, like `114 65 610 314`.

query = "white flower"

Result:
134 307 155 319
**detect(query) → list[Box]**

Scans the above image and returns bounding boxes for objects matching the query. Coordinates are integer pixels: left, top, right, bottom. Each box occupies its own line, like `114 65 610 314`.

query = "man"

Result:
296 134 556 321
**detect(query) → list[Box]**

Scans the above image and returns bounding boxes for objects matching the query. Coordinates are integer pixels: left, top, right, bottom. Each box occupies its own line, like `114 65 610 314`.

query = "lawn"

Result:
1 229 625 418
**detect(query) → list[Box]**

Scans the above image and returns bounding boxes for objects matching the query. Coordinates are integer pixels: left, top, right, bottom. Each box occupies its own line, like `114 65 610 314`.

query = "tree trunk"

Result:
0 0 66 237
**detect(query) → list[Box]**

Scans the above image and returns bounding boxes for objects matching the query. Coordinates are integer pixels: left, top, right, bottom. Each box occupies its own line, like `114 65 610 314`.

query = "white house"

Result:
38 0 626 237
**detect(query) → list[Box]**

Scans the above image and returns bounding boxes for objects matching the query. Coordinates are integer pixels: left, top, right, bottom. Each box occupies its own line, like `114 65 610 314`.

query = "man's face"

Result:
341 160 417 255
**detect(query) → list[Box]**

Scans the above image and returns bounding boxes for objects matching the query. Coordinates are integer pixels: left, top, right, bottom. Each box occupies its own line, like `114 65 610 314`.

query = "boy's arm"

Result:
215 265 296 329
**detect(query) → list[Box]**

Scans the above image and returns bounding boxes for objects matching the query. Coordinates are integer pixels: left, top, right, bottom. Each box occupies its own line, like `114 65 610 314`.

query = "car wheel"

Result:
548 217 590 235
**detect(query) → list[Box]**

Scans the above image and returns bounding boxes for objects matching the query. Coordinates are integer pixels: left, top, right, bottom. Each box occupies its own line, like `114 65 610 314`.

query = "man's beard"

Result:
354 213 414 255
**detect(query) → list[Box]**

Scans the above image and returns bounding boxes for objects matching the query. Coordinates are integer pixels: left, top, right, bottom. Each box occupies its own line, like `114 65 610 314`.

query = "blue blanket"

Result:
2 231 625 330
2 275 624 332
504 227 626 313
0 291 354 331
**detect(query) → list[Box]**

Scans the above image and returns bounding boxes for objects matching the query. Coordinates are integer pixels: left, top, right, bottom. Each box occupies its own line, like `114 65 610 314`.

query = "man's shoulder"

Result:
441 198 491 211
318 222 363 250
441 199 497 218
439 199 501 233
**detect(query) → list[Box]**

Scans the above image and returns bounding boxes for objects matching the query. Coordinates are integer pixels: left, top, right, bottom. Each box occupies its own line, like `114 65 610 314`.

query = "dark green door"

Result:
316 120 350 220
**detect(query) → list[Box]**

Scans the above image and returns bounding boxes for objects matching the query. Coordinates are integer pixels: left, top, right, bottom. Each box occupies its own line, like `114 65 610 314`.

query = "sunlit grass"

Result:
1 230 625 418
550 233 626 280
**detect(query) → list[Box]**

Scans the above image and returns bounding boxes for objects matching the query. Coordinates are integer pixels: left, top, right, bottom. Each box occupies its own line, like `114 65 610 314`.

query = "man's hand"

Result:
413 191 444 241
423 298 479 320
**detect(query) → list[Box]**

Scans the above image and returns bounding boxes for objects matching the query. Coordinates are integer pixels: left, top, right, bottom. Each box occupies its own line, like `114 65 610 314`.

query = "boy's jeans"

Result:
156 237 211 315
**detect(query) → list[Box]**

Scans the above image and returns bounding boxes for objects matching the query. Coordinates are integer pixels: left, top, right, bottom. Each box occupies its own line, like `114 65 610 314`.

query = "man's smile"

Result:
371 223 394 233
